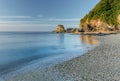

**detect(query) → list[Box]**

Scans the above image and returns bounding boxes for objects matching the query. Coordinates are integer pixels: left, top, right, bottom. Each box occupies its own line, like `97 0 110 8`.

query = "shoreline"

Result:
2 34 120 81
73 31 119 35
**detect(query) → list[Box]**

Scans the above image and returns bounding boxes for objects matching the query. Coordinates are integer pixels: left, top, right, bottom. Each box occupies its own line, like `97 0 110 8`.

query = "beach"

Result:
2 33 120 81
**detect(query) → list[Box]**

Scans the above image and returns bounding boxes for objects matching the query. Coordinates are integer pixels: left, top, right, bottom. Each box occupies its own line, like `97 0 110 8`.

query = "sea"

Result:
0 32 98 78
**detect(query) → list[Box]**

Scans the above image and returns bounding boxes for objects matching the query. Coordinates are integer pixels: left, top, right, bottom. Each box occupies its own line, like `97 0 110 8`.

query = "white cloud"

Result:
0 20 43 24
36 18 80 21
0 22 55 31
0 23 53 27
0 15 80 22
0 16 80 31
0 20 55 27
0 19 79 30
0 16 32 19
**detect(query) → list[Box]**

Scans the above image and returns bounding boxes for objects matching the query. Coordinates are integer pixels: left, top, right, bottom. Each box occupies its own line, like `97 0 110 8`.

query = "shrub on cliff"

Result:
80 0 120 26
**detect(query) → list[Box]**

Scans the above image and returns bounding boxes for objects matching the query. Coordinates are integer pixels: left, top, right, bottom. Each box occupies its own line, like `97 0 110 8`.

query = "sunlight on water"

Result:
80 35 98 45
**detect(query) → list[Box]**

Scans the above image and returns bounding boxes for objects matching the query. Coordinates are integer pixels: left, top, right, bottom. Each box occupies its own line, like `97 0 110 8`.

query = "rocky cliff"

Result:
80 0 120 32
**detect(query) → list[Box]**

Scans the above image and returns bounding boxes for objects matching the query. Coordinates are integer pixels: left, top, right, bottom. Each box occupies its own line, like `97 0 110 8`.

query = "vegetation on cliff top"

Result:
80 0 120 26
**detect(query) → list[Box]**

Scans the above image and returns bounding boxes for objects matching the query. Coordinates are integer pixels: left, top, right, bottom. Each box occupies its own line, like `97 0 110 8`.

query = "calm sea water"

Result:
0 32 98 76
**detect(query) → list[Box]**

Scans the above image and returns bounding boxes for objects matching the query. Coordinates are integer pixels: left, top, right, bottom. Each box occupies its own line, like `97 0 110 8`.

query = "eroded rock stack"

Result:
53 25 65 33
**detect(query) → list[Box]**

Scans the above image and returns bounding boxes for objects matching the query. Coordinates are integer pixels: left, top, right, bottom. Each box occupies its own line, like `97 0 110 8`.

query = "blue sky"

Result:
0 0 99 31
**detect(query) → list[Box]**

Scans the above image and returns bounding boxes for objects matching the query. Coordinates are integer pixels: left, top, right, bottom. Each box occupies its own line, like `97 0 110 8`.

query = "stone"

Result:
53 25 65 33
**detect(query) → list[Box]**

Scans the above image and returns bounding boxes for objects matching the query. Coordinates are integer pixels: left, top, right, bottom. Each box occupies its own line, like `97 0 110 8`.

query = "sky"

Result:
0 0 99 32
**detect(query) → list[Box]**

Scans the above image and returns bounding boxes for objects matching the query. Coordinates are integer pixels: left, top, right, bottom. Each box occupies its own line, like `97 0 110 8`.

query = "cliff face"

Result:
80 18 120 32
80 0 120 32
117 15 120 24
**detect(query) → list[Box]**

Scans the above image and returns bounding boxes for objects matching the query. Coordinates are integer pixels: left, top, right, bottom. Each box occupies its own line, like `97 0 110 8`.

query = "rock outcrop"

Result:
80 19 120 32
66 28 81 33
53 25 81 34
53 25 65 33
66 28 74 33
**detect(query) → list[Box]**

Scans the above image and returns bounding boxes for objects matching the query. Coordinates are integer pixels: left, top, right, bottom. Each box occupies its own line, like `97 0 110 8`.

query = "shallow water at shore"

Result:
0 32 98 78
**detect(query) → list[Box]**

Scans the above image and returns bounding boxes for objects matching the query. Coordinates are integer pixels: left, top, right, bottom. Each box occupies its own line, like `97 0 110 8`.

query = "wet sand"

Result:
2 34 120 81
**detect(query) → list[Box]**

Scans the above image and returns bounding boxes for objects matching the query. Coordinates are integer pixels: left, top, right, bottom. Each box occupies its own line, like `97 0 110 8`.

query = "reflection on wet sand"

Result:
80 35 98 45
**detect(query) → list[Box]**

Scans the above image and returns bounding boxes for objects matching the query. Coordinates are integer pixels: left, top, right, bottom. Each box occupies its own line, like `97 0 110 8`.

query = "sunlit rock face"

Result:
117 15 120 24
80 16 120 32
53 25 65 33
80 19 118 32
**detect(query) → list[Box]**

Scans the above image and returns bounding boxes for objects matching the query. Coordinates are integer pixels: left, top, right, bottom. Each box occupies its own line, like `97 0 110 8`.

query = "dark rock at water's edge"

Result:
66 28 82 33
66 28 74 33
53 25 83 34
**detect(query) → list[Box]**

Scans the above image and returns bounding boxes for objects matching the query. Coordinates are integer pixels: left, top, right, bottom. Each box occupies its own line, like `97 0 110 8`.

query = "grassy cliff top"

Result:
80 0 120 26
